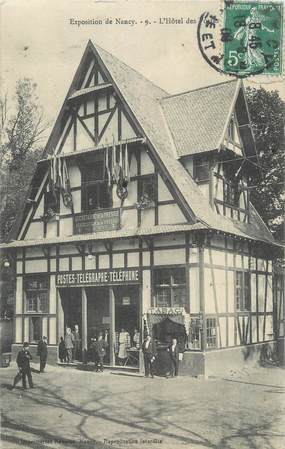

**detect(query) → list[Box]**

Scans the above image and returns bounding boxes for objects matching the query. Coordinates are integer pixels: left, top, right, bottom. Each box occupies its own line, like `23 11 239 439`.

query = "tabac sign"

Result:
56 268 141 287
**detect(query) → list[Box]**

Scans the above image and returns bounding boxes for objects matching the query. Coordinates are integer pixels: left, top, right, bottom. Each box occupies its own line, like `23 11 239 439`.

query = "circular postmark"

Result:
197 1 283 78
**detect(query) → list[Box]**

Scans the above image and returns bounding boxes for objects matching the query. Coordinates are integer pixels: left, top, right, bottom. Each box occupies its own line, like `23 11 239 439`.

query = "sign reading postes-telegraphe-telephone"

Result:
56 268 141 287
73 209 120 235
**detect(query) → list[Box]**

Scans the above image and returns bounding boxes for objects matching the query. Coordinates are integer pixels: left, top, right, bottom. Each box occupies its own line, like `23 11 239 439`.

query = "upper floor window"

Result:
193 155 210 182
81 157 112 211
44 190 59 215
153 268 187 309
235 271 250 311
224 180 240 207
25 276 49 313
137 174 157 206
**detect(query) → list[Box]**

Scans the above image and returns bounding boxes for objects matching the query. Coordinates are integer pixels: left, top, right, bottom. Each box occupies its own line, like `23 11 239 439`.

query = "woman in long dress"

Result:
118 328 130 365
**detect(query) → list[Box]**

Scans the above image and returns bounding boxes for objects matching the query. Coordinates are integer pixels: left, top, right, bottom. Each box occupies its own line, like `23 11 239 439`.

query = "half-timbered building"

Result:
2 40 284 376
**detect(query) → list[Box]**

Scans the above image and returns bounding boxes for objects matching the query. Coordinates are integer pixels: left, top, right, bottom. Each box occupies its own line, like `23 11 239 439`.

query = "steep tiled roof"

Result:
91 42 276 245
161 80 239 156
6 41 278 248
92 42 224 223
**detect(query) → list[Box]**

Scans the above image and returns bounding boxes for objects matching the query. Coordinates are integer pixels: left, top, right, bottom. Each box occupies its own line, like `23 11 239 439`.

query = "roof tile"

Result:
161 80 238 156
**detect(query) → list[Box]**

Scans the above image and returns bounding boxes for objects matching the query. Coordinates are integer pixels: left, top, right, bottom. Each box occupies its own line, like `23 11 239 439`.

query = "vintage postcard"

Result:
0 1 284 448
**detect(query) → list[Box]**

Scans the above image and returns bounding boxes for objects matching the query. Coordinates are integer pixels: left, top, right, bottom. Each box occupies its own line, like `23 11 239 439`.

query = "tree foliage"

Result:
0 79 47 241
0 79 48 317
246 87 285 242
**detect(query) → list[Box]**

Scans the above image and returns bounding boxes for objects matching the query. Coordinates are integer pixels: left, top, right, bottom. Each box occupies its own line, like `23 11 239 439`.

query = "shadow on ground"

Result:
1 366 285 449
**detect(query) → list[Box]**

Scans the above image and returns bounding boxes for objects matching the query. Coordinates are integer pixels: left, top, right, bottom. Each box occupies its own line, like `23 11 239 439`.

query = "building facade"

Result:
2 41 284 376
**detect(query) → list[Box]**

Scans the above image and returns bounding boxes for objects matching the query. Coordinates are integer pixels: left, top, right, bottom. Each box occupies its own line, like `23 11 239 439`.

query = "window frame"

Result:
29 316 42 343
81 156 112 212
193 155 210 183
206 317 217 349
153 267 187 309
24 276 49 314
223 179 240 208
44 189 60 215
235 271 251 312
137 173 157 205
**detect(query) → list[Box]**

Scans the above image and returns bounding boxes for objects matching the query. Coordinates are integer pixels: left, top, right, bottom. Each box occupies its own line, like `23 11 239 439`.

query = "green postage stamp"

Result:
198 1 283 77
223 2 283 76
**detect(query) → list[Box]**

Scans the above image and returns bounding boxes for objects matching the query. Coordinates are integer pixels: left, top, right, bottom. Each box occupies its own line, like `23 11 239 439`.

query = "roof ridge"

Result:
92 41 169 97
161 79 239 101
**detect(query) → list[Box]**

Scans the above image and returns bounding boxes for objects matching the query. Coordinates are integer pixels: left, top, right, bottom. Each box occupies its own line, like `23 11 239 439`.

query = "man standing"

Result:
37 336 48 373
142 335 156 378
73 324 81 361
64 328 74 363
93 333 108 372
15 342 34 389
168 337 180 377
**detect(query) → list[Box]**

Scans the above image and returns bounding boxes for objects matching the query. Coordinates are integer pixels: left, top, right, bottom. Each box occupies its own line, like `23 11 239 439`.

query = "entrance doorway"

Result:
60 288 82 336
114 285 140 367
59 284 140 368
153 317 187 349
86 287 110 364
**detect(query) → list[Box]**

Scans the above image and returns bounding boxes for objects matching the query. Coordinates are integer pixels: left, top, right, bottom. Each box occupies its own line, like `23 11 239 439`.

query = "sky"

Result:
1 0 284 141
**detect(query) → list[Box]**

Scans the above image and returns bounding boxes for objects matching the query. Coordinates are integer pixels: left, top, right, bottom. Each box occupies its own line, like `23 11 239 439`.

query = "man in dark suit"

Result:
73 324 81 361
16 342 34 389
37 336 48 373
142 335 157 378
168 337 180 377
93 333 108 372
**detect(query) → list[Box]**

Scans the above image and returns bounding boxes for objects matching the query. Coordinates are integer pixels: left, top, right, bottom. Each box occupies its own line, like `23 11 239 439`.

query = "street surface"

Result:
0 362 284 449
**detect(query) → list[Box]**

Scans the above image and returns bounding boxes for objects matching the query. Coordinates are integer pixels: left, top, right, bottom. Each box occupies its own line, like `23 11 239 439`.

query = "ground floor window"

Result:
29 316 42 342
153 268 187 309
189 317 202 350
235 271 250 311
206 318 217 348
25 276 49 313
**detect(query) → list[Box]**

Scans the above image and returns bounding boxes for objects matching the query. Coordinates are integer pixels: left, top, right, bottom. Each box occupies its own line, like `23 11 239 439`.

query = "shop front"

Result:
56 268 141 368
143 307 191 376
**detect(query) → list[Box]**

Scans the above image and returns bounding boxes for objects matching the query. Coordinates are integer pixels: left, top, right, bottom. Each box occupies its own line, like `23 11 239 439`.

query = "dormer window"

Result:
224 180 240 207
193 155 210 183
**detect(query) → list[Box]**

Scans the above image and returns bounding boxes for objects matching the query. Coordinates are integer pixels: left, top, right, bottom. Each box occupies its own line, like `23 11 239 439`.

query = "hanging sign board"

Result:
56 268 141 287
147 307 186 315
74 208 120 235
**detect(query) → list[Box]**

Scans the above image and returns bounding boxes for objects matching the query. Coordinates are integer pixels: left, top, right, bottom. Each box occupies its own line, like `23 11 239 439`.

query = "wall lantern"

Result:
3 259 10 268
87 242 93 260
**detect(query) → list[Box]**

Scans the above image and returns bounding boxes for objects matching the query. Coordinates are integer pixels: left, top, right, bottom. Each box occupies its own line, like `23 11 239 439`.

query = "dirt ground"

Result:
0 362 284 449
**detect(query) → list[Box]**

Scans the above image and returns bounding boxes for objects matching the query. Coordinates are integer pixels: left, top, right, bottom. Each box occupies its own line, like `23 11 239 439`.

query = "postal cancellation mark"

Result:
198 1 283 78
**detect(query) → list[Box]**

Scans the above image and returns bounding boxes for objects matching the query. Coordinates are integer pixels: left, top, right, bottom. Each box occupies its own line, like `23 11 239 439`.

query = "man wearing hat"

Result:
15 342 34 389
37 336 48 373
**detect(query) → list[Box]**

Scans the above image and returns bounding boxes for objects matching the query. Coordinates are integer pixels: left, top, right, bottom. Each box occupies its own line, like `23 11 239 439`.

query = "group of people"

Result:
142 335 180 379
58 324 81 363
12 327 182 390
